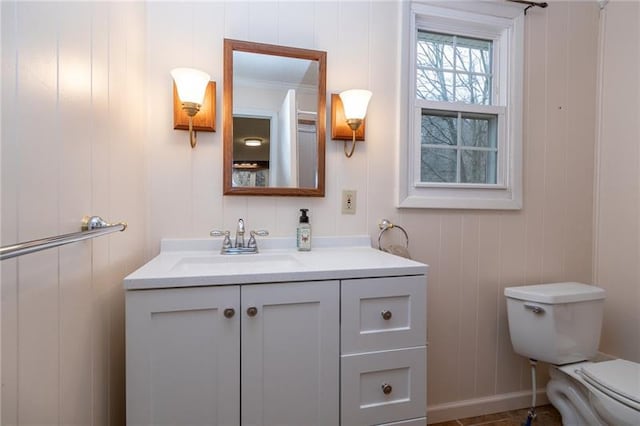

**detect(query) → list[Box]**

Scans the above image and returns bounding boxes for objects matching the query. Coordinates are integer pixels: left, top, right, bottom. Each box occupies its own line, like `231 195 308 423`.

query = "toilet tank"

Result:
504 282 606 365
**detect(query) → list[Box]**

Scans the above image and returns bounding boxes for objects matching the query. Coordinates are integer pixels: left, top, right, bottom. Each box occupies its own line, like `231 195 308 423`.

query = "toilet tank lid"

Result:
504 282 606 304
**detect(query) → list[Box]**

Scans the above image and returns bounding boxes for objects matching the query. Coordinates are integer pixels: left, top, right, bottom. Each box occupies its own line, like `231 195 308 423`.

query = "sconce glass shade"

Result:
244 138 262 147
339 89 372 120
170 68 211 105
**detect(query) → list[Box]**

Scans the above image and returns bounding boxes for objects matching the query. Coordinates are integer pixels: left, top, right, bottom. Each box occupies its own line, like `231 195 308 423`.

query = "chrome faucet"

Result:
210 218 269 254
235 219 245 248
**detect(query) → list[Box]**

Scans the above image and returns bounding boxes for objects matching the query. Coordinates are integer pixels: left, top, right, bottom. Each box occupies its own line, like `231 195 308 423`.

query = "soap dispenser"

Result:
297 209 311 251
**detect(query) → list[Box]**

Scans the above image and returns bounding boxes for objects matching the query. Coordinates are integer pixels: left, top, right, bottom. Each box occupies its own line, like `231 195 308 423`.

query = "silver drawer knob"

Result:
381 383 393 395
223 308 235 318
381 310 392 321
247 306 258 317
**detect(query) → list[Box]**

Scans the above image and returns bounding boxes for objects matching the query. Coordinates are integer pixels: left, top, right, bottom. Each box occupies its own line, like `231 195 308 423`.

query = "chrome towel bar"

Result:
0 216 127 261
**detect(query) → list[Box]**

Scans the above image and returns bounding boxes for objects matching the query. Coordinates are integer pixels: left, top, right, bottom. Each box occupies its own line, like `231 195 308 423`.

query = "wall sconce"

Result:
244 138 262 147
171 67 216 148
331 89 372 158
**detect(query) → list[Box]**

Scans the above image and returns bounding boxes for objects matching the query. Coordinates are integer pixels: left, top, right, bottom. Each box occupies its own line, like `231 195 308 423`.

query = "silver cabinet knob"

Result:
381 383 393 395
381 310 392 321
223 308 235 318
247 306 258 317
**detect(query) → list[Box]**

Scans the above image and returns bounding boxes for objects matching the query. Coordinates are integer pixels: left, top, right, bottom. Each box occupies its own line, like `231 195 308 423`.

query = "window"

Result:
399 3 524 209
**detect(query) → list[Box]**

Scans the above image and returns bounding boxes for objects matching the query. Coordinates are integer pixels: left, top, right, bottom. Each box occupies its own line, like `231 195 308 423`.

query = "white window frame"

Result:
398 2 524 209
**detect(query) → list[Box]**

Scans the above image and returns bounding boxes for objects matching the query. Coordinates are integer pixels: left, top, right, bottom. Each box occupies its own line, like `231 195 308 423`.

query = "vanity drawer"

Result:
341 276 426 354
341 347 426 426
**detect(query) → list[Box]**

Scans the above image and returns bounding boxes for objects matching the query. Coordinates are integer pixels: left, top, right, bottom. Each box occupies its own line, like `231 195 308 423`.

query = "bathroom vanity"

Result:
124 236 428 425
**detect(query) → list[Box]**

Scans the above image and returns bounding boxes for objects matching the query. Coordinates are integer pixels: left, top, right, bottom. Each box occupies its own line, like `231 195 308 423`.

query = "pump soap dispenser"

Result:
297 209 311 251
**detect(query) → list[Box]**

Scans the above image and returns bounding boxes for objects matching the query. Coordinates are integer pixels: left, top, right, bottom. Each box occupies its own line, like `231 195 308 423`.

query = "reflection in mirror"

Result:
223 39 326 196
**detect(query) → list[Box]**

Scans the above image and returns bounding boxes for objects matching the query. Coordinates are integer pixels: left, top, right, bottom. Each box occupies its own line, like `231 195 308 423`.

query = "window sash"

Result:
413 107 507 188
419 109 499 185
410 8 508 189
416 30 494 105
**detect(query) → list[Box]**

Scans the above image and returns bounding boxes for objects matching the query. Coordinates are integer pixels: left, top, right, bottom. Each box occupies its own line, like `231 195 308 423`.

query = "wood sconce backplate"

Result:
173 81 216 132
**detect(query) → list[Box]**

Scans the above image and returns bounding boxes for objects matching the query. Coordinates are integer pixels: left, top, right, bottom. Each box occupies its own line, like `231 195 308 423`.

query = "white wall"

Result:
1 2 147 424
146 1 384 252
0 1 607 424
594 0 640 363
146 1 599 422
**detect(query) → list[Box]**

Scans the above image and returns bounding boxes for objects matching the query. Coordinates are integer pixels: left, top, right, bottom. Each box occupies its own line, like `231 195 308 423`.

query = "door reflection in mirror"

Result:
223 39 326 196
233 52 318 188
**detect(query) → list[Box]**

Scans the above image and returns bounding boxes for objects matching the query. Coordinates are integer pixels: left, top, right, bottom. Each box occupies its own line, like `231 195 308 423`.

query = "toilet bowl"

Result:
504 282 640 425
548 359 640 425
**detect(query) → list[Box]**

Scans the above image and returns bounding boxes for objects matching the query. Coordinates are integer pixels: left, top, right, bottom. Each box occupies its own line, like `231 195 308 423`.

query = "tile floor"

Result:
431 404 562 426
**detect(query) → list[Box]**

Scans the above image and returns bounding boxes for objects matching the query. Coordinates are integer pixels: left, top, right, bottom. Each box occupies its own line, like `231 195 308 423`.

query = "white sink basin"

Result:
171 253 303 274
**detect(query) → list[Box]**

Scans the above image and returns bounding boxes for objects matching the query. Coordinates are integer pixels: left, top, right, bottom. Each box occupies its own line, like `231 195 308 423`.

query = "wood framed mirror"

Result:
223 39 326 196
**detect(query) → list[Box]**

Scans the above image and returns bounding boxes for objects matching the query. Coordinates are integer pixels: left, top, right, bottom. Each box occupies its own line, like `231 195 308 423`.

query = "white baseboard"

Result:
426 388 549 424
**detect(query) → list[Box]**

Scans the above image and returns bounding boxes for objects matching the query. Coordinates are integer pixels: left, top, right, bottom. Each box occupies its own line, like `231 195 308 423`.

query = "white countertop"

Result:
124 236 428 290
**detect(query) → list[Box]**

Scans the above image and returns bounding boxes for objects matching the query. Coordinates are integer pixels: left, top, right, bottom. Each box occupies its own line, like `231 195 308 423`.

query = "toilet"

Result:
504 282 640 426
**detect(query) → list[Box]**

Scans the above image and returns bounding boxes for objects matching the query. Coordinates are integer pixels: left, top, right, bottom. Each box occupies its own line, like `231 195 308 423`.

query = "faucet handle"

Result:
210 230 232 249
247 229 269 249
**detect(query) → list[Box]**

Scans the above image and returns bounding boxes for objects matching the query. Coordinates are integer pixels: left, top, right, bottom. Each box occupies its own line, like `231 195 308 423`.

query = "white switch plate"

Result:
342 190 356 214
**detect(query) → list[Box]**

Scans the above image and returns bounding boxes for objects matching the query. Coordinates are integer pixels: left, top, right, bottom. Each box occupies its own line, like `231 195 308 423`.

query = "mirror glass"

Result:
223 39 326 196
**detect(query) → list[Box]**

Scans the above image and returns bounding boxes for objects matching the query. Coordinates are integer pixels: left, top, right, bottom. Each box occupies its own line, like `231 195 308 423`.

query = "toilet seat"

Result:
578 360 640 411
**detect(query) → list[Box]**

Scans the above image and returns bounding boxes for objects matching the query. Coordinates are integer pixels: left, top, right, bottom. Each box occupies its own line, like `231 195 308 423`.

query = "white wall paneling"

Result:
593 0 640 363
2 1 617 424
1 2 147 425
144 1 600 423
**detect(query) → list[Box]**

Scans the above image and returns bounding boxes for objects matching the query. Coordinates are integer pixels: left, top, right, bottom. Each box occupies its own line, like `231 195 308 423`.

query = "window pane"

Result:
417 31 492 106
422 113 457 146
460 150 497 184
455 36 492 75
417 69 454 101
421 147 457 183
461 114 497 148
417 31 455 70
455 74 490 105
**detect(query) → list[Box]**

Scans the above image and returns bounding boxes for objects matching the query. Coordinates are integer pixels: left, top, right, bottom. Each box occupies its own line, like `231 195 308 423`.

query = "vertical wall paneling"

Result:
15 3 61 423
146 2 195 248
58 3 93 424
191 2 227 239
1 2 147 425
474 214 501 398
89 3 111 421
495 213 526 394
540 2 569 282
143 2 599 422
313 1 341 238
564 3 597 285
457 215 479 400
334 1 370 237
1 1 19 423
594 1 640 363
522 10 547 288
367 0 402 239
1 1 607 424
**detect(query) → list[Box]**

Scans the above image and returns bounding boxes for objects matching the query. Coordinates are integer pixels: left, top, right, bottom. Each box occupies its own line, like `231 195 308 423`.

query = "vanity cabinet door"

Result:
126 286 240 426
241 281 340 426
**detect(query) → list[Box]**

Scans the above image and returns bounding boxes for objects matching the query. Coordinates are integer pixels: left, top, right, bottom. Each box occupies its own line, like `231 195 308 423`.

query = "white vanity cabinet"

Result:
341 276 427 426
126 285 240 426
126 281 339 426
240 281 339 426
124 237 428 426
